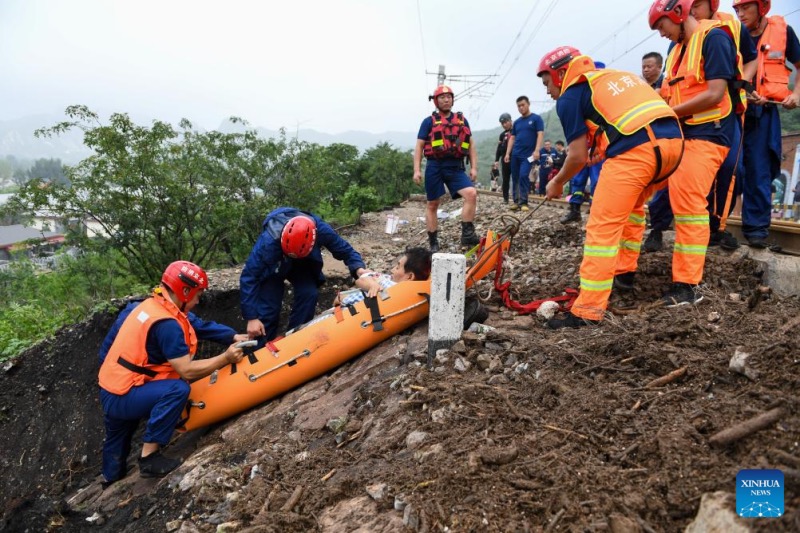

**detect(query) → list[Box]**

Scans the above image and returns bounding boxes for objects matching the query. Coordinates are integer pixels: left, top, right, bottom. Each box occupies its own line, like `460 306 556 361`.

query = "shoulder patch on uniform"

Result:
137 310 150 323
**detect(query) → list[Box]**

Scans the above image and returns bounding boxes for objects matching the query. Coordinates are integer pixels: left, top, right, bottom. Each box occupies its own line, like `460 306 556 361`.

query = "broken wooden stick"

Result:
543 424 589 440
644 366 687 388
708 407 785 447
280 485 305 512
320 468 336 482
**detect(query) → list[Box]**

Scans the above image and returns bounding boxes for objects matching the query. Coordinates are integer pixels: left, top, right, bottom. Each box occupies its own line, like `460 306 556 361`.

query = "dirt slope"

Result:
1 195 798 532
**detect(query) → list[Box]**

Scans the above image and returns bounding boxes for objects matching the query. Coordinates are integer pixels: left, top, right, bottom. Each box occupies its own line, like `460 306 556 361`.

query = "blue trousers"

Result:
649 119 743 233
538 165 553 195
259 266 320 342
510 155 533 205
741 106 781 239
100 379 190 482
569 163 602 205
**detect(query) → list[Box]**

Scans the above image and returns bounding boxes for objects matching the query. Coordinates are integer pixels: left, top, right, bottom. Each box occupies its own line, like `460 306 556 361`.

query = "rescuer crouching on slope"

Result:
538 46 684 329
98 261 248 485
240 207 368 343
413 85 481 252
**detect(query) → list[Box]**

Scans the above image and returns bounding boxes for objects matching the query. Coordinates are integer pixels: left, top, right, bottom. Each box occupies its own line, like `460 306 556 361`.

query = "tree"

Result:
4 107 289 280
27 158 68 185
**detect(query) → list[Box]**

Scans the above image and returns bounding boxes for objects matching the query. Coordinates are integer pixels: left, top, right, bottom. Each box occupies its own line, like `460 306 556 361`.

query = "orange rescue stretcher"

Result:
178 230 509 431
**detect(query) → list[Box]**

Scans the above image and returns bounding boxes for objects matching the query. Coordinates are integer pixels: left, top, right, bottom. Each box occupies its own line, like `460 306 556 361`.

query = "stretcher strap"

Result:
363 296 384 331
333 305 344 323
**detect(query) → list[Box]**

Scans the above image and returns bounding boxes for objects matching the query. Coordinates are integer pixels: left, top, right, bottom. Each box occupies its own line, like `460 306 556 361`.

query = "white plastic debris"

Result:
729 346 759 380
536 301 560 320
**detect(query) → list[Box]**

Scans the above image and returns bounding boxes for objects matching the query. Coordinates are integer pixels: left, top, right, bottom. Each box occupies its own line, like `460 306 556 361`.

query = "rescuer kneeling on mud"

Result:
98 261 248 485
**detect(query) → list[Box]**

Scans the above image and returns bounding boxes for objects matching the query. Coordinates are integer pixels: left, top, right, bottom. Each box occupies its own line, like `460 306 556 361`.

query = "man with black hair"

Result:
503 96 544 211
641 51 665 89
493 113 513 203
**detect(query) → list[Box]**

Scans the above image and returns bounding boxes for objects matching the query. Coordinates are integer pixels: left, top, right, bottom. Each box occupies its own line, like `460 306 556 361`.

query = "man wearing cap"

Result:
414 85 481 251
493 113 513 204
240 207 367 342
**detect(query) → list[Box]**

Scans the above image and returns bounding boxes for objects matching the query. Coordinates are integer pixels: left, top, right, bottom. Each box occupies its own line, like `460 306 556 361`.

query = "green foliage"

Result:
779 106 800 134
0 251 148 360
27 158 68 185
0 107 423 359
3 107 419 282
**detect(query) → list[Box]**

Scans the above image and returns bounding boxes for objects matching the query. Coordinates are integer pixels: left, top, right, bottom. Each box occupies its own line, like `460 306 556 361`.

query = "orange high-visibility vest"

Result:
561 55 677 161
98 292 197 395
755 16 791 102
662 19 742 125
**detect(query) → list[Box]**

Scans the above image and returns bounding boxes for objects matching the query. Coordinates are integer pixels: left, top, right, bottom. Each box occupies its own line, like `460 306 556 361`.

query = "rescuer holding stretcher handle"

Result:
98 261 249 485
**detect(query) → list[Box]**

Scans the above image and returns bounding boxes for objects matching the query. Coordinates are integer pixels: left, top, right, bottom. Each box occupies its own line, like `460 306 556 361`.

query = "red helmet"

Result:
281 216 317 258
732 0 769 17
537 46 582 88
649 0 693 29
709 0 719 12
431 85 455 101
162 260 208 304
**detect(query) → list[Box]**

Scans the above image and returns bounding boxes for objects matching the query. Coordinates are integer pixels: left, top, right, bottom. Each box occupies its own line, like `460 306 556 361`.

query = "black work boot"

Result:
613 271 636 291
428 231 440 253
560 203 582 224
138 451 181 478
461 222 480 247
642 229 663 252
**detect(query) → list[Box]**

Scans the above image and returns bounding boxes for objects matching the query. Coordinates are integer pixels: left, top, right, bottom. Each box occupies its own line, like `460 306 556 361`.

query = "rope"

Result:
472 197 579 314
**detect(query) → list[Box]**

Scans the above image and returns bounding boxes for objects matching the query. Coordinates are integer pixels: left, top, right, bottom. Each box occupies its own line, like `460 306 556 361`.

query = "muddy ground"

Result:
0 194 798 532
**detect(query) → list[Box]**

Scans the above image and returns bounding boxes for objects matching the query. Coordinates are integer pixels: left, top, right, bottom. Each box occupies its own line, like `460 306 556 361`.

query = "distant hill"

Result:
0 115 92 165
0 114 420 164
1 112 565 171
215 119 416 152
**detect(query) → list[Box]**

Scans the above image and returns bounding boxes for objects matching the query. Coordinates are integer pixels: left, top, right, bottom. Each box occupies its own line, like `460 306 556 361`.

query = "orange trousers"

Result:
669 140 729 284
572 138 684 321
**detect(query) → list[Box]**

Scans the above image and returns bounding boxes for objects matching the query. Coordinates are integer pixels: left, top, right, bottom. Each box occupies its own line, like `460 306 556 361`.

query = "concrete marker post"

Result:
427 253 465 368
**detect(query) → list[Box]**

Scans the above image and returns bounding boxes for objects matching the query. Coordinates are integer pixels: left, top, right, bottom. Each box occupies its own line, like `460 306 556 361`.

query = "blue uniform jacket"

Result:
240 207 366 321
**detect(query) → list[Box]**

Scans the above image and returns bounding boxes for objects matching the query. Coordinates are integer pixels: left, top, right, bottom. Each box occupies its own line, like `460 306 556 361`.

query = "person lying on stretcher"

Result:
287 247 432 334
335 247 432 306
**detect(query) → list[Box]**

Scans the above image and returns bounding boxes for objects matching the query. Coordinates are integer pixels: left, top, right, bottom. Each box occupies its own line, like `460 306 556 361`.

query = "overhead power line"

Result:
587 6 650 56
416 0 429 93
473 0 559 118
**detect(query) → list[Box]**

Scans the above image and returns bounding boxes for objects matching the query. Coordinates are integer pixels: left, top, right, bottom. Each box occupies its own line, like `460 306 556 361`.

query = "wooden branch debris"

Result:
768 449 800 468
280 485 305 512
644 366 687 388
320 468 337 482
543 424 589 440
709 407 785 447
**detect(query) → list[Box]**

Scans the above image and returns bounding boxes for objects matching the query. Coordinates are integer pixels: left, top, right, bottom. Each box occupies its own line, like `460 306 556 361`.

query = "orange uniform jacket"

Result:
98 292 197 395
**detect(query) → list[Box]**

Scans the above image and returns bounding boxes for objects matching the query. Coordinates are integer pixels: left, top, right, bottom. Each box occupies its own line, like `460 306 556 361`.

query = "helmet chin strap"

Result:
678 22 686 43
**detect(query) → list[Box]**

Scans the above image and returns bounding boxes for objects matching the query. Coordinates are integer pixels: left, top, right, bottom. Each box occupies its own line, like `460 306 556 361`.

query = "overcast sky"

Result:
2 0 799 134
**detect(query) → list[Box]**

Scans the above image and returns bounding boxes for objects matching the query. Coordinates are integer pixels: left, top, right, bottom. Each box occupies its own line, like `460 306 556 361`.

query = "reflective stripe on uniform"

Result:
674 243 708 255
627 213 645 225
674 213 708 225
580 277 614 291
583 244 618 258
620 239 641 252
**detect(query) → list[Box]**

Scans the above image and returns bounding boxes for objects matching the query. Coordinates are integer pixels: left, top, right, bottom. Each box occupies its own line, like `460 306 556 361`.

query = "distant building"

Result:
0 224 64 262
